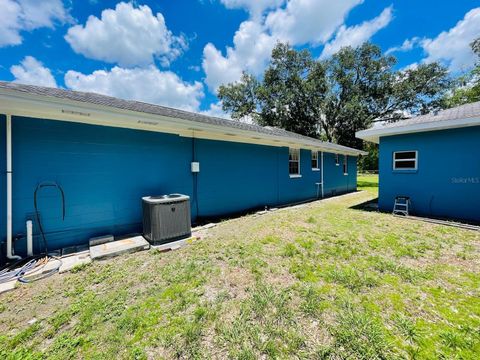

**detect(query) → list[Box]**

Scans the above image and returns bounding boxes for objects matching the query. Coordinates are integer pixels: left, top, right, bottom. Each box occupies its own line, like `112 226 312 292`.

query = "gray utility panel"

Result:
142 194 191 245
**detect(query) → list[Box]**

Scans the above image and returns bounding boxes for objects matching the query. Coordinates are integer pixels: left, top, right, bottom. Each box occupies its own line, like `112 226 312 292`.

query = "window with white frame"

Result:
289 148 300 176
335 154 340 166
343 155 348 175
311 151 319 169
393 151 418 170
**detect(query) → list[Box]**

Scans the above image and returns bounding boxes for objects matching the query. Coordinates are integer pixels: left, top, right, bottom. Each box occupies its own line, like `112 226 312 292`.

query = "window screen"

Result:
289 148 300 175
393 151 417 170
311 151 318 169
343 155 348 175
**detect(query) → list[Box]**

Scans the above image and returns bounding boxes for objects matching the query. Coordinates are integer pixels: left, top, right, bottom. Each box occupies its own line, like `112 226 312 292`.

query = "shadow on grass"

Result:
350 198 379 212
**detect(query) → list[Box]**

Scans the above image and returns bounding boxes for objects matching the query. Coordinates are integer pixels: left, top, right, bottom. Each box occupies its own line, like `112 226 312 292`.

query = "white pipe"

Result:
6 114 20 260
26 220 33 256
321 151 324 198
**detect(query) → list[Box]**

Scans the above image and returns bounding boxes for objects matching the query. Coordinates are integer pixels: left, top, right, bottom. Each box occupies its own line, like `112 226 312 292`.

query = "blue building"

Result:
357 102 480 223
0 82 365 259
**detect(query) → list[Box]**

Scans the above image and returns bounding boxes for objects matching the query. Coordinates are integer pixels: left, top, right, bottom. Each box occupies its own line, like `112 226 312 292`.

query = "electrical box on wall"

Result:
191 162 200 173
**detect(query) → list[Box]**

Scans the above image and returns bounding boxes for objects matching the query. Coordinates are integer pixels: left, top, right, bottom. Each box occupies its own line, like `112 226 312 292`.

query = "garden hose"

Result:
0 182 66 284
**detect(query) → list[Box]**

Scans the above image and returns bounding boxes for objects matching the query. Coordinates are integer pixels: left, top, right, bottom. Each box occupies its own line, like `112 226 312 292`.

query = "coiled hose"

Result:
0 182 65 284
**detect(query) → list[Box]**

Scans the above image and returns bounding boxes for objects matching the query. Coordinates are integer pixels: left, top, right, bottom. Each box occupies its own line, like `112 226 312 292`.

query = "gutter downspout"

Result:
321 151 324 198
6 114 20 260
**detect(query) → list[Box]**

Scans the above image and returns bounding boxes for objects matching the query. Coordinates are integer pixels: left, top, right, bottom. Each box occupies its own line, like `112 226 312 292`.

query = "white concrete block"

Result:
89 235 114 247
59 252 92 273
0 280 17 295
90 236 150 260
150 236 197 252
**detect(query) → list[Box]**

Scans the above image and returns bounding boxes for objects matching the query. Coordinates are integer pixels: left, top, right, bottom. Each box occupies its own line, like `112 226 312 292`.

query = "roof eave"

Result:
0 88 367 156
356 117 480 144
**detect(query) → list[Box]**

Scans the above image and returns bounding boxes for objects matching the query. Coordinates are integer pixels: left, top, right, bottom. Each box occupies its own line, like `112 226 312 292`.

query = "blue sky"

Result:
0 0 478 116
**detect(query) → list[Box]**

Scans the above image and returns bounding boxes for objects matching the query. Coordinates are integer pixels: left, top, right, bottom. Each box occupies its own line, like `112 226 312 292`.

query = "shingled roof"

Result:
0 81 366 155
356 101 480 143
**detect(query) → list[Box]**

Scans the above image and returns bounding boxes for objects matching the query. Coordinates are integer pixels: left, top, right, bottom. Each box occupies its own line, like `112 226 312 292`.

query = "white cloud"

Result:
65 2 186 67
204 0 371 92
10 56 57 87
421 7 480 72
202 20 277 91
265 0 363 45
220 0 284 17
64 66 204 112
200 101 231 119
0 0 70 47
320 6 393 58
385 37 421 55
399 62 418 72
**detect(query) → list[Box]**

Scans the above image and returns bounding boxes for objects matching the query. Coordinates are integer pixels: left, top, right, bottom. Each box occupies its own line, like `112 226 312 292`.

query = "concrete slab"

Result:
90 236 150 260
59 252 92 273
89 235 114 247
0 280 17 295
150 236 197 252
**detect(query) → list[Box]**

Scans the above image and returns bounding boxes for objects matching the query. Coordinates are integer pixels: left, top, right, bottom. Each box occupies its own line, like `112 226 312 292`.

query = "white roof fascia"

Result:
356 117 480 144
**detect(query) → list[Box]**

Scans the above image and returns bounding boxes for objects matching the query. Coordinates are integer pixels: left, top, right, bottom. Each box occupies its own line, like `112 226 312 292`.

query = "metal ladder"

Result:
393 196 410 216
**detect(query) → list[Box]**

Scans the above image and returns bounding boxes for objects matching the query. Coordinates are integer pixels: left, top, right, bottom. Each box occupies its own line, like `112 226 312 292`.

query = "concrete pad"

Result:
90 236 150 260
0 280 17 295
89 235 114 247
150 236 197 252
59 252 92 273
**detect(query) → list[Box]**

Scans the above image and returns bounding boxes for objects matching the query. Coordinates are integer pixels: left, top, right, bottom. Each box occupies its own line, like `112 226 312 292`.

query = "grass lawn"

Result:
1 174 479 359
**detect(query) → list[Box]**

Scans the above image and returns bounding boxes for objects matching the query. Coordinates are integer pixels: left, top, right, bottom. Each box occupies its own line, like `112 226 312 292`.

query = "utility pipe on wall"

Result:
26 220 33 256
321 151 324 198
6 114 21 260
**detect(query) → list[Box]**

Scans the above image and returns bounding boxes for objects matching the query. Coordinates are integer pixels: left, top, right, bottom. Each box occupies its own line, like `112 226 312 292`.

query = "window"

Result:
311 151 319 169
289 148 300 176
393 151 417 170
343 155 348 175
335 154 340 166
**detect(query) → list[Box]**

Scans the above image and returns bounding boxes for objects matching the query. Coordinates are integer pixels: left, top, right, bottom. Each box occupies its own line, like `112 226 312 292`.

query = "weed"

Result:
392 313 419 343
282 243 300 257
325 265 379 292
331 303 394 358
70 262 91 273
306 216 316 224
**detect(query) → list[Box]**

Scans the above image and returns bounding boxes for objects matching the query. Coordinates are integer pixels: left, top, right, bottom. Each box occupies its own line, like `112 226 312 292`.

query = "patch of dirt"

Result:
202 264 255 303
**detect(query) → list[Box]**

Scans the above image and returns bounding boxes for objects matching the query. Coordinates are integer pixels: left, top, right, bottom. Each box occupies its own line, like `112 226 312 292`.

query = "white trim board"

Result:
356 117 480 144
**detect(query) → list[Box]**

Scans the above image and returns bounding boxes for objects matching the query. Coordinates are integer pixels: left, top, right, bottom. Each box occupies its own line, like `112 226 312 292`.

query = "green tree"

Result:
443 38 480 108
218 43 327 138
322 44 449 148
218 42 451 150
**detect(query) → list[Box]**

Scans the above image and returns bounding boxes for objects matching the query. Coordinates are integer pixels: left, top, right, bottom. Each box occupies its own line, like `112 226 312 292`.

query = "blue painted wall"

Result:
1 116 358 256
379 126 480 222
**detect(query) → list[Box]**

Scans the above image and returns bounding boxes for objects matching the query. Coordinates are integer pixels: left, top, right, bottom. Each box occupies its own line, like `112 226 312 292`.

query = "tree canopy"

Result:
218 42 451 149
442 38 480 108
